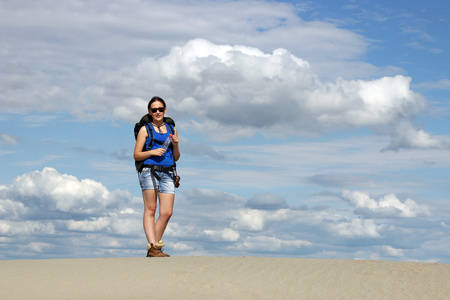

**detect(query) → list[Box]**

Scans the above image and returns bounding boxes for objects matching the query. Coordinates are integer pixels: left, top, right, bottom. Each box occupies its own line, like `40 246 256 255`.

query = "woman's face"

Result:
149 101 166 121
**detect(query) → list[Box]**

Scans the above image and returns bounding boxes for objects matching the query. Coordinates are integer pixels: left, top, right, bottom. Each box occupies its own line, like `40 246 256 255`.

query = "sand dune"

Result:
2 257 449 299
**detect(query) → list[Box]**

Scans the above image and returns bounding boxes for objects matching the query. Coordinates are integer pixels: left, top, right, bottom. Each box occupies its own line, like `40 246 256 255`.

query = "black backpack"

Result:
134 114 175 140
134 114 175 172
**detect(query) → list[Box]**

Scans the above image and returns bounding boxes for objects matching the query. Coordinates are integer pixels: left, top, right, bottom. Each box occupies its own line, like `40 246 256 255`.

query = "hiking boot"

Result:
154 240 165 250
153 240 170 257
146 243 168 257
159 248 170 257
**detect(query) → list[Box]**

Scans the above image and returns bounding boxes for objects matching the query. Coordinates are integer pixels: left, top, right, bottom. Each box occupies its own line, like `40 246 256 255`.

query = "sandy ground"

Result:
1 256 449 299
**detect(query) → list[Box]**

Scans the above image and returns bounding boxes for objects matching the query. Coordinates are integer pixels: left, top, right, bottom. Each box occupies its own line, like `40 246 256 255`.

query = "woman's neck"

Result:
152 121 164 127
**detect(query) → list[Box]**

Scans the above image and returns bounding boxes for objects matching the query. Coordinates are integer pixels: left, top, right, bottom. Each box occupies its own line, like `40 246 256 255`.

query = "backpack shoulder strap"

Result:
143 123 154 150
143 122 174 151
166 123 175 135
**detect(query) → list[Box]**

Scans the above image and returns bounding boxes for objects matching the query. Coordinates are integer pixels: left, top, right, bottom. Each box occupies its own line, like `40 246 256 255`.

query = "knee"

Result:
159 209 173 220
144 205 157 216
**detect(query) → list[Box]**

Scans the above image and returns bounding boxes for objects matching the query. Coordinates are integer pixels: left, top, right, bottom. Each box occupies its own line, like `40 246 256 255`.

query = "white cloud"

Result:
7 167 120 214
1 0 440 150
0 61 70 114
342 190 431 218
66 215 140 236
178 135 450 197
110 217 142 236
231 210 265 231
165 222 197 238
0 220 55 236
172 242 195 251
204 228 240 242
119 208 139 215
0 199 28 220
0 0 370 81
333 218 383 238
0 169 448 261
4 0 367 117
0 0 448 263
78 39 438 150
67 217 110 232
0 168 146 258
26 242 53 253
238 236 312 252
381 245 404 257
383 120 443 150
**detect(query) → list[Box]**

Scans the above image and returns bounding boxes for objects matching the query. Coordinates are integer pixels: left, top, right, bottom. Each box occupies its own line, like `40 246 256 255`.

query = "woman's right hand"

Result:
151 148 166 157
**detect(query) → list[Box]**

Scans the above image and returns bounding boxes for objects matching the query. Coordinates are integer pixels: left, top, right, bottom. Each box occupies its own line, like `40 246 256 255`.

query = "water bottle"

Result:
161 135 172 150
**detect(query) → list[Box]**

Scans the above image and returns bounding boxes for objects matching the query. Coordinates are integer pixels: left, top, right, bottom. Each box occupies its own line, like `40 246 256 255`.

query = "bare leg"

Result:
155 193 174 241
142 189 158 245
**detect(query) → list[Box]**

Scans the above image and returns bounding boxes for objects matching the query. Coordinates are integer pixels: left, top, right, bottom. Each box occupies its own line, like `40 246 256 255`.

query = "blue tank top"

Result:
143 123 174 167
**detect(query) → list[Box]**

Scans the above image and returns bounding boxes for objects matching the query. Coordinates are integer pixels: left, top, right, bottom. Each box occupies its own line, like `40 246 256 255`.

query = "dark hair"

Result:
148 96 166 110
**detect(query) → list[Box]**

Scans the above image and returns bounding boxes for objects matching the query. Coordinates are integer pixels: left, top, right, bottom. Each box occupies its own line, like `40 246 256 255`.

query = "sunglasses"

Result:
150 107 165 113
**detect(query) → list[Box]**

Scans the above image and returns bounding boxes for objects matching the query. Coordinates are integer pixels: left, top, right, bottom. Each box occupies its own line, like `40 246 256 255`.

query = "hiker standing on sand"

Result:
134 96 180 257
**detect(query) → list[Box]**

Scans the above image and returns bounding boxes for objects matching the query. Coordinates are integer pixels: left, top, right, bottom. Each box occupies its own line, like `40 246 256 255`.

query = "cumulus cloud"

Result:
332 218 383 238
204 228 240 242
8 167 118 215
79 39 439 150
342 190 431 218
26 242 53 253
1 0 440 150
0 168 142 258
1 1 449 263
383 120 443 150
0 169 447 261
231 210 266 232
0 0 371 117
0 199 28 221
0 0 370 83
0 220 55 236
66 215 140 236
381 245 404 258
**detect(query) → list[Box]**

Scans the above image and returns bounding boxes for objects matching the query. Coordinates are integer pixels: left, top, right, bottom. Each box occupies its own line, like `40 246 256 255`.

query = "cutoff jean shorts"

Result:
138 167 175 194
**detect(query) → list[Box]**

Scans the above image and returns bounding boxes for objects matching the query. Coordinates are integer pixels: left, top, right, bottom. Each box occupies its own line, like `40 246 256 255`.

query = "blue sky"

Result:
1 0 449 262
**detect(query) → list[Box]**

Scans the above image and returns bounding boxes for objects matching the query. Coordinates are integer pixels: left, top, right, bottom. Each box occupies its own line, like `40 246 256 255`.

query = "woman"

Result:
134 96 180 257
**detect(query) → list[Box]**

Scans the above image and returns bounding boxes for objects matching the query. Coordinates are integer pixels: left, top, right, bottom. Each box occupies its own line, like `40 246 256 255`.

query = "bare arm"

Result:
133 126 165 161
172 128 180 162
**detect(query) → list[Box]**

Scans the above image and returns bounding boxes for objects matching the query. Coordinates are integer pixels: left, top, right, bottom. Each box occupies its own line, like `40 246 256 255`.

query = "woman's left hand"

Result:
170 134 179 146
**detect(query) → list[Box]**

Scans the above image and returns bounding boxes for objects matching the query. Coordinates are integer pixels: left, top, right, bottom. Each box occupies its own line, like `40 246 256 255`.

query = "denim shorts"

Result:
138 167 175 194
